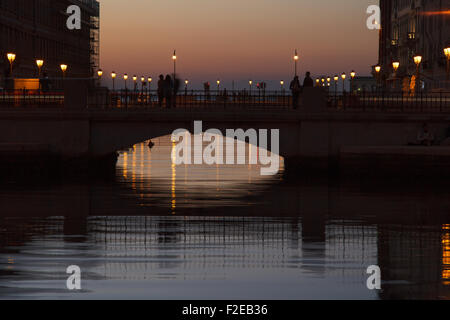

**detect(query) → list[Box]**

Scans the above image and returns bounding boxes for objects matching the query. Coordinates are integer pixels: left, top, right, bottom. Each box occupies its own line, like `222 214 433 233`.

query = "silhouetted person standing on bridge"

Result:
303 72 314 88
290 76 301 109
164 75 174 108
157 75 164 107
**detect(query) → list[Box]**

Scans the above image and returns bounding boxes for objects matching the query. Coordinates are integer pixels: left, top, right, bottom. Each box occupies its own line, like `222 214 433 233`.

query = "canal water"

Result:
0 136 449 299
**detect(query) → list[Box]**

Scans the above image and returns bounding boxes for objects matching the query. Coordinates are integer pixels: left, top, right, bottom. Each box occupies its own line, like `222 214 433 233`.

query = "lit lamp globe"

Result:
97 69 103 78
334 75 339 82
123 74 128 80
374 66 381 73
7 53 16 64
350 71 356 79
341 73 346 80
444 47 450 59
36 60 44 68
60 64 68 78
414 55 422 66
36 59 44 76
392 62 400 72
7 53 16 75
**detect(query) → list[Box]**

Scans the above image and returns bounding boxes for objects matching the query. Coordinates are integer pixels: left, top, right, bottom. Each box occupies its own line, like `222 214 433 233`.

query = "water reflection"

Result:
0 138 449 299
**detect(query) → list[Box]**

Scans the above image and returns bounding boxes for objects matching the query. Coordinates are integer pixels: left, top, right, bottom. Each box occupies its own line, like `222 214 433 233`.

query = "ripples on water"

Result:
0 136 449 299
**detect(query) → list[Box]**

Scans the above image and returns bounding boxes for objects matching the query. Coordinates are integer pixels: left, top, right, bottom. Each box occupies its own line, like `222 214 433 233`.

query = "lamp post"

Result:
350 71 356 93
97 69 103 87
321 78 325 87
141 76 146 95
7 53 16 78
444 47 450 81
392 62 399 89
316 79 320 87
217 79 220 92
148 77 152 93
185 79 189 95
111 72 117 91
172 50 177 80
327 77 331 88
124 74 128 90
341 73 346 93
60 64 68 78
293 49 299 77
374 65 381 90
334 75 339 96
36 60 44 77
414 55 422 92
133 75 137 92
280 80 284 93
249 80 253 93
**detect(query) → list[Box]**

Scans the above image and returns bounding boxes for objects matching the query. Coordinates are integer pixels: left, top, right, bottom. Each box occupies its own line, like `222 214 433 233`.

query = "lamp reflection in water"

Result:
123 152 128 179
443 224 450 285
171 139 177 214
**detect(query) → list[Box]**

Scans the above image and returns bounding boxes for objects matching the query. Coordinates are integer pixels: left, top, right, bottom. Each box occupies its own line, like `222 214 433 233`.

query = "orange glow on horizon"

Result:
421 10 450 16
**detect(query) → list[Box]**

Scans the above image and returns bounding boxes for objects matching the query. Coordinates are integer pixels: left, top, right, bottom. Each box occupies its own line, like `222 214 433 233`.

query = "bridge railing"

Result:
0 89 64 108
87 89 293 110
328 91 450 113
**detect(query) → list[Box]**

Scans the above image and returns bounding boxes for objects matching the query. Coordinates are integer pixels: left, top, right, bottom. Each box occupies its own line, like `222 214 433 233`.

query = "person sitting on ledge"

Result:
417 123 435 146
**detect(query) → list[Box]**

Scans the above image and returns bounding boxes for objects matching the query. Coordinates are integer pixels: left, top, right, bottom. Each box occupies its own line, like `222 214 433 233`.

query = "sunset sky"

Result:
99 0 379 89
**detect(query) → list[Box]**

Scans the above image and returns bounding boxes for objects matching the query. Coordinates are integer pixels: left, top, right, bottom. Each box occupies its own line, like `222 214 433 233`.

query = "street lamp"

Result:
60 64 68 78
293 49 299 77
97 69 103 86
148 77 153 92
327 77 331 87
350 70 356 93
36 60 44 77
334 75 339 96
392 61 400 73
280 80 284 92
133 75 137 91
316 79 320 86
172 49 177 79
414 55 422 91
392 62 400 89
321 78 325 87
444 47 450 81
111 72 117 91
374 65 381 89
249 80 253 93
7 53 16 77
217 79 220 91
341 73 346 93
124 74 128 90
141 76 146 93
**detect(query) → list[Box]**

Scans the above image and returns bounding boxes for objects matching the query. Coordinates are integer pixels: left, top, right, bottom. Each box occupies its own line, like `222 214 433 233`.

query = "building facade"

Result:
379 0 450 90
0 0 99 89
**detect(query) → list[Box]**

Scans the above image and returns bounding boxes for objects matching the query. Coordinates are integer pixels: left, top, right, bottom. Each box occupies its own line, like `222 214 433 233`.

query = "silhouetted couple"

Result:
290 71 313 109
157 74 181 108
158 75 173 108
